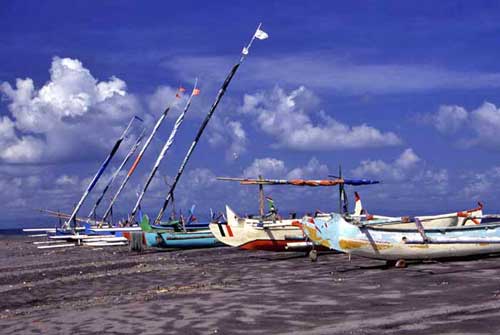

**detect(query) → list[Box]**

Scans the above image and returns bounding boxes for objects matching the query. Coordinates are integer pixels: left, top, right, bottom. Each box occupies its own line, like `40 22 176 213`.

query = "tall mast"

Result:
130 80 199 221
338 165 343 214
63 115 140 230
258 175 265 218
154 24 268 224
102 104 173 222
88 128 146 219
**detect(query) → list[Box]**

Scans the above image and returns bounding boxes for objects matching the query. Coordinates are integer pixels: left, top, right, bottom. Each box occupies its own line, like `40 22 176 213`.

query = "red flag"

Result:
176 86 186 99
192 88 201 96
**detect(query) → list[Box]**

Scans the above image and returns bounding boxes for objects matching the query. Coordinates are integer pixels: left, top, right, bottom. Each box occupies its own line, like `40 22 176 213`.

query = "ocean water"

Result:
0 229 24 235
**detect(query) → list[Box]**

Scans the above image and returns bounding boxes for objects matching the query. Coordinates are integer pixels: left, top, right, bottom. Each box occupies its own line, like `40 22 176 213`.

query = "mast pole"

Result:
154 25 265 224
338 165 343 214
259 175 265 218
88 128 145 219
130 80 199 222
63 115 139 230
102 104 173 222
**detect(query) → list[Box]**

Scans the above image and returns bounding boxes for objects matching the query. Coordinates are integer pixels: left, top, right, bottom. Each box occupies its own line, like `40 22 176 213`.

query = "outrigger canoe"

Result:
351 201 484 228
211 176 381 252
302 208 500 261
139 215 223 249
209 206 312 251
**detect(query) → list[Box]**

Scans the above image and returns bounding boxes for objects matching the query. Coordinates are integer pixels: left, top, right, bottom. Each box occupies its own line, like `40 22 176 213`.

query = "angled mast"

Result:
338 165 344 214
63 115 141 230
130 80 200 221
102 103 174 222
88 128 146 219
154 24 268 224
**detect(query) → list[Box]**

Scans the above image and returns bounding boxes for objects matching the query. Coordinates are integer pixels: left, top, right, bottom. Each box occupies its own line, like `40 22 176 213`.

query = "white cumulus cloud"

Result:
238 86 401 151
0 56 141 163
208 116 247 161
243 156 330 179
243 158 287 178
429 105 468 134
352 148 421 181
426 101 500 149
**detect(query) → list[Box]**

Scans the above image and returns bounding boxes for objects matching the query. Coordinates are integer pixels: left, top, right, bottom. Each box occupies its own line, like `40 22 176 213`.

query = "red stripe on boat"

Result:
226 224 234 237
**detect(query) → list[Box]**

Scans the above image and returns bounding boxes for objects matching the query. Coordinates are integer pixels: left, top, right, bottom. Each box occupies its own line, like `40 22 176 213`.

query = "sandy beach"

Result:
2 235 500 334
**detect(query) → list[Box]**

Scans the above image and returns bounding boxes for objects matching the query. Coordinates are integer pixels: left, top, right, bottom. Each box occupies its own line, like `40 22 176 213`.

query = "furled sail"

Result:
154 24 268 224
63 115 142 230
130 81 200 221
102 104 173 222
88 128 146 219
217 177 380 186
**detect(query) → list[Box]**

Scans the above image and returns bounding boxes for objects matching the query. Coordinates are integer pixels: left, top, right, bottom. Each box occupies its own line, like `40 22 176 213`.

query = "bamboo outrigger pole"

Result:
102 102 175 222
129 80 200 222
88 128 146 219
154 24 268 224
63 115 141 230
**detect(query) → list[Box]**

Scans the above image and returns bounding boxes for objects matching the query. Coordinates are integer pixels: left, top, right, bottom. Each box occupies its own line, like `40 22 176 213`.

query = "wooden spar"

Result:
154 24 267 224
88 128 146 219
338 165 343 214
38 244 76 249
102 105 173 223
404 237 500 244
259 175 265 218
63 116 140 230
216 177 344 186
130 80 199 221
39 208 105 226
414 218 429 243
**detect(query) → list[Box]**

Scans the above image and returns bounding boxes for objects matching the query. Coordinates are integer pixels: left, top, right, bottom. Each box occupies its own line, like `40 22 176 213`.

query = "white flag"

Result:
254 28 269 40
242 46 249 55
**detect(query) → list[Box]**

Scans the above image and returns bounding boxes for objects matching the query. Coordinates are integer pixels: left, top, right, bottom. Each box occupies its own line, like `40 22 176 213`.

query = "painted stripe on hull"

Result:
217 223 225 237
238 239 328 252
239 239 296 251
226 224 234 237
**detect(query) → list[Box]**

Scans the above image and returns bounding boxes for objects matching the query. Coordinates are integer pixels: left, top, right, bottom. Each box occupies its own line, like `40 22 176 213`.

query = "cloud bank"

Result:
425 102 500 149
164 53 500 95
0 57 141 163
238 86 401 151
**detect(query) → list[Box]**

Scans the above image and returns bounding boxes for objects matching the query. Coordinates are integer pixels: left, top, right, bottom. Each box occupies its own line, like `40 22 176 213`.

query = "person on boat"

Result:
264 196 279 222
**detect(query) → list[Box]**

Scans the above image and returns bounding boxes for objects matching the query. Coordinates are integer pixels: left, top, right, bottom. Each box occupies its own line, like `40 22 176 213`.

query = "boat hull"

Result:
302 213 500 261
209 206 317 252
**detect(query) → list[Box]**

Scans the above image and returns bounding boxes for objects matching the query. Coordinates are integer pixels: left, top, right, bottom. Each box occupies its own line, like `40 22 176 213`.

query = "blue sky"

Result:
3 1 500 227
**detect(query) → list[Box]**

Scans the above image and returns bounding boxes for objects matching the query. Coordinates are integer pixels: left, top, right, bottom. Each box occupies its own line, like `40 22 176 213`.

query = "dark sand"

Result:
2 236 500 334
